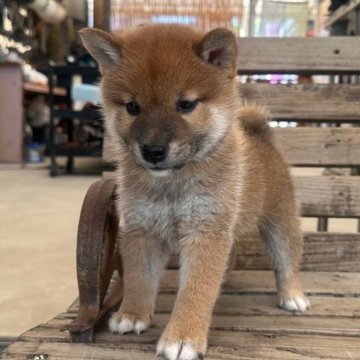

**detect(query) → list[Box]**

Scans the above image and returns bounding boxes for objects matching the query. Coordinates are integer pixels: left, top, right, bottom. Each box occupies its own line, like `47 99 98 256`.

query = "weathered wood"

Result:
275 127 360 166
295 176 360 217
5 314 360 358
158 270 360 296
168 233 360 271
20 306 360 345
62 294 360 320
3 270 360 360
237 37 360 74
235 232 360 271
4 336 360 360
19 317 360 347
240 83 360 122
156 294 360 317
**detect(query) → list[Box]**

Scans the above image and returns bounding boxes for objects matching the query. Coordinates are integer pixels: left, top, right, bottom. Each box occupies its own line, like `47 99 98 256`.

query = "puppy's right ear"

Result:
79 28 121 70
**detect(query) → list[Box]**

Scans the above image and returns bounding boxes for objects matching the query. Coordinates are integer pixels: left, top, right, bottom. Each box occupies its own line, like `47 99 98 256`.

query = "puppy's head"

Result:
80 24 238 175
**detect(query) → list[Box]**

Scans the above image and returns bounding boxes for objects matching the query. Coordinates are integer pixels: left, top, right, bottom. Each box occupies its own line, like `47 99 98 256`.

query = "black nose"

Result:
141 145 168 164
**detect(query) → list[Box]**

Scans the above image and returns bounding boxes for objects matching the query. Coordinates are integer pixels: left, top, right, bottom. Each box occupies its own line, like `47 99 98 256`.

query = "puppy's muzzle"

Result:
141 144 168 164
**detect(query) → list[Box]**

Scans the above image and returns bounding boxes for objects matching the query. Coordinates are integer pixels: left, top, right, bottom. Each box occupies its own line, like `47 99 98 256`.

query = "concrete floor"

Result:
0 162 357 340
0 160 101 339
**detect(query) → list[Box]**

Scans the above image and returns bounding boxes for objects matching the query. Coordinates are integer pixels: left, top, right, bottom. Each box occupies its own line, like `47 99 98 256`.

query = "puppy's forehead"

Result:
105 25 225 103
122 24 202 51
123 26 201 73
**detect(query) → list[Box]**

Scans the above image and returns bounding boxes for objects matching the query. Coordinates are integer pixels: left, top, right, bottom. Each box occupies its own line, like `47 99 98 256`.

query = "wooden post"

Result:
94 0 111 31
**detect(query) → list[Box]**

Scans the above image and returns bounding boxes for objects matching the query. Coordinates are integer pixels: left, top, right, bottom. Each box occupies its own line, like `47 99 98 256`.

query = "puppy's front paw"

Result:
156 325 206 360
109 312 151 335
279 292 310 313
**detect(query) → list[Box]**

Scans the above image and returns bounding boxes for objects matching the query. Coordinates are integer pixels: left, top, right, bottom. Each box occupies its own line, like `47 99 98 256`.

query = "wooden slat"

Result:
168 232 360 272
295 176 360 217
239 83 360 122
3 270 359 360
274 127 360 166
234 232 360 272
4 335 360 360
156 294 360 317
158 270 360 296
63 294 360 319
19 316 360 346
18 294 360 349
7 311 360 358
65 270 360 316
9 310 360 358
237 37 360 74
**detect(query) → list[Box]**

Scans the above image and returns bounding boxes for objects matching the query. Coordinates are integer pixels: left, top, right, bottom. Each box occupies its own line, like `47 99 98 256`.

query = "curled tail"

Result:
238 105 273 141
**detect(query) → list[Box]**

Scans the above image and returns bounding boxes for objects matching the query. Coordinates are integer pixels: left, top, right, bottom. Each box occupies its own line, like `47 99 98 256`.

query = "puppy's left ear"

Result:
196 28 237 74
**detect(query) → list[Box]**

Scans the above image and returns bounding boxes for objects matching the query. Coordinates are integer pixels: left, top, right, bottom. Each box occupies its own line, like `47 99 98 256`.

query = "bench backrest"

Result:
234 37 360 272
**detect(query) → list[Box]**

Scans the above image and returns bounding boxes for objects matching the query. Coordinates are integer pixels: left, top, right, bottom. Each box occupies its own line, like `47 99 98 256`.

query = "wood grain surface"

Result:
274 127 360 166
240 83 360 122
237 37 360 74
3 270 360 360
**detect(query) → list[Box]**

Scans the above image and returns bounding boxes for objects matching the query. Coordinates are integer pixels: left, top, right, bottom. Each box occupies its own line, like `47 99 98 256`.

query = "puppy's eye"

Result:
125 101 141 115
176 99 198 113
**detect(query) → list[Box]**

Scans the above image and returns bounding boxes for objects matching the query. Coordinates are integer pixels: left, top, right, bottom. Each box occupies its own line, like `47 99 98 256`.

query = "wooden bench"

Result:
2 37 360 360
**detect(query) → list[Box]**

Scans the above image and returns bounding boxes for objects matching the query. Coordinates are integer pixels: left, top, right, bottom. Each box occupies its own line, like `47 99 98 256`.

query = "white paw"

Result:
156 340 203 360
279 294 310 313
108 313 149 335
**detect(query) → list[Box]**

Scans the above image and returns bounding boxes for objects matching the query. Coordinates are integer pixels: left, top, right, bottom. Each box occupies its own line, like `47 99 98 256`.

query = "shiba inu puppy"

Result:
80 24 309 360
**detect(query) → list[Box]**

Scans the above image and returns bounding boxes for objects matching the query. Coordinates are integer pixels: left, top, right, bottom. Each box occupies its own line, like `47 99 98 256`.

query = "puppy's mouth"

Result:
150 167 170 172
149 163 185 172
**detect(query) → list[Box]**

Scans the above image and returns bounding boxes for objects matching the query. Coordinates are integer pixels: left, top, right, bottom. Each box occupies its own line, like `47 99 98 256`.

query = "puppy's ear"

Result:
196 28 237 74
79 28 121 70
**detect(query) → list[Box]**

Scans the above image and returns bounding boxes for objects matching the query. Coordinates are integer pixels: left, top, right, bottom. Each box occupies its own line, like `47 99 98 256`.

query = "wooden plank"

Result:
17 306 358 348
4 336 360 360
274 127 360 166
11 312 360 358
295 176 360 217
17 311 360 343
63 294 360 319
237 37 360 74
239 83 360 122
65 270 360 325
168 233 360 272
155 294 360 317
158 270 360 296
6 267 359 360
234 232 360 272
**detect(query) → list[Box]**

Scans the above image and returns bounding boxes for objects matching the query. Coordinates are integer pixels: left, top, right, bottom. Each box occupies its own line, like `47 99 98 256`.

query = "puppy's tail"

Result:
238 105 273 142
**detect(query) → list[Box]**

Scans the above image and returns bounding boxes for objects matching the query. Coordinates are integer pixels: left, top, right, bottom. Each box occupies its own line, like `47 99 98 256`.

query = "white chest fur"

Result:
119 180 218 242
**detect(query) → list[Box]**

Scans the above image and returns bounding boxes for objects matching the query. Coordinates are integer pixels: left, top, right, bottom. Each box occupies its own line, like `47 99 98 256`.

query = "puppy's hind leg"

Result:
259 218 310 313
